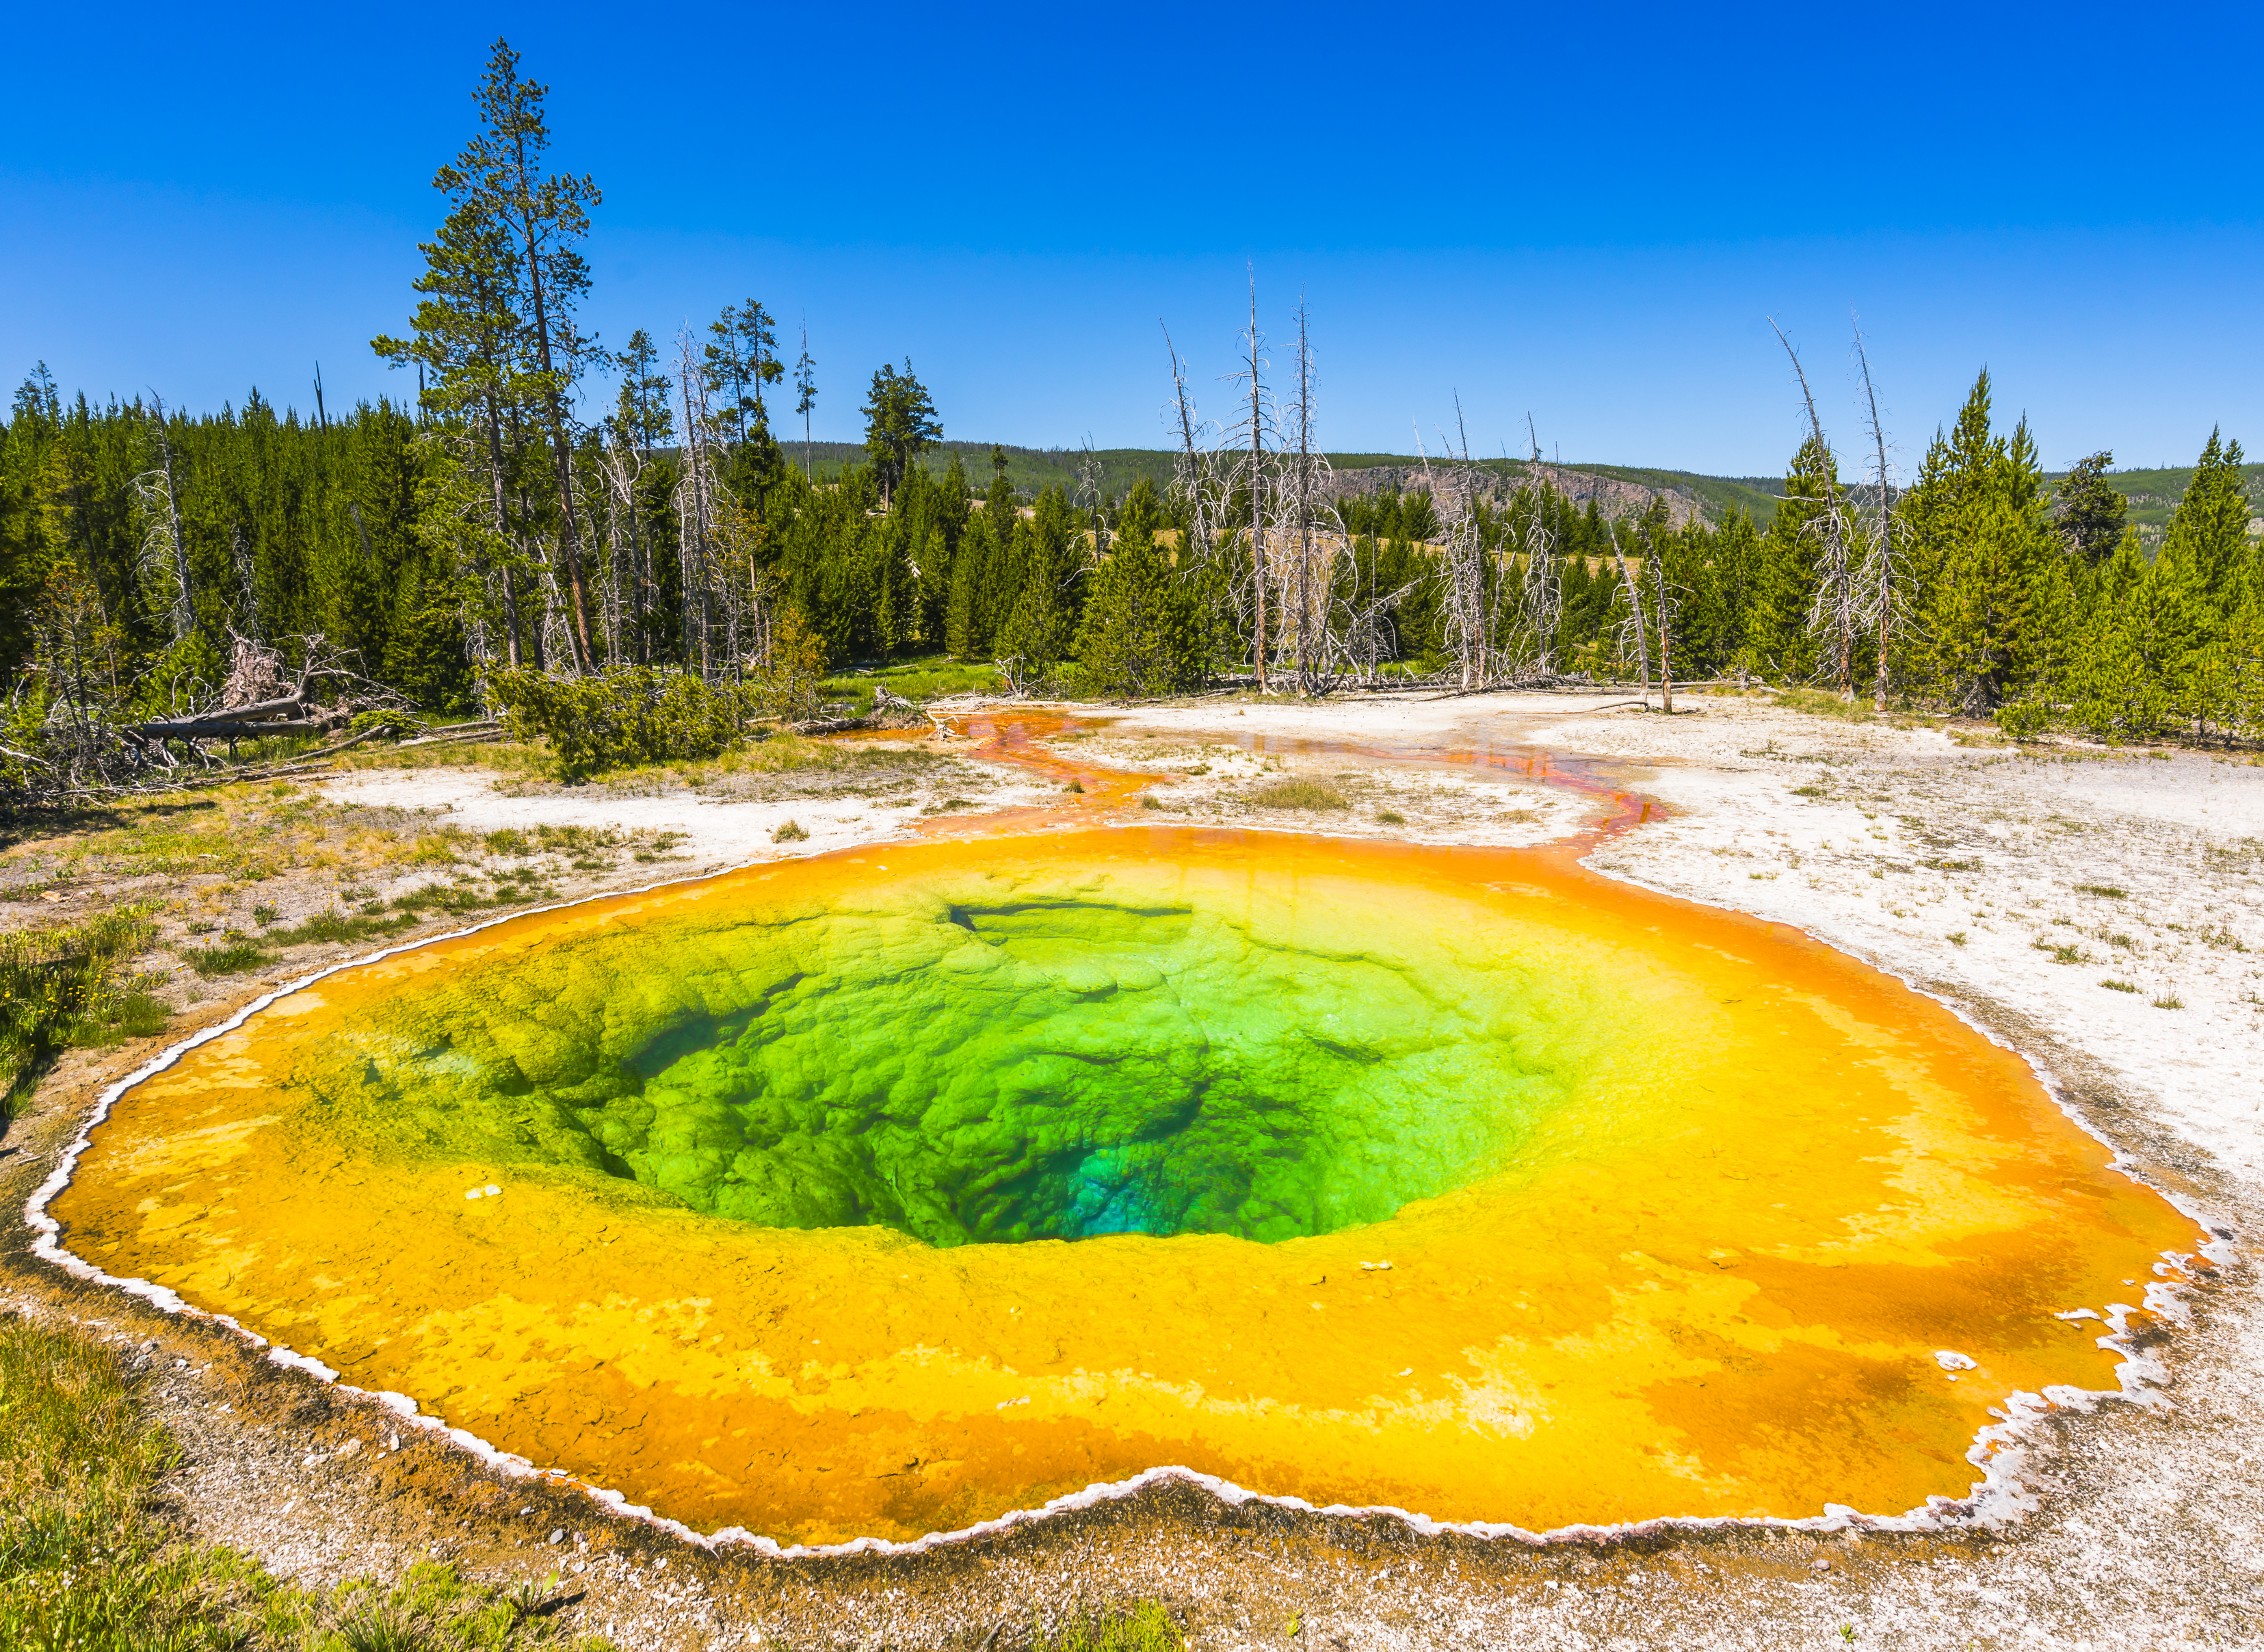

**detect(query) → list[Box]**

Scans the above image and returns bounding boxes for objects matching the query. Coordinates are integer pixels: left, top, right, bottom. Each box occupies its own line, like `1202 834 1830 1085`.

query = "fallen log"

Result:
127 693 311 740
392 724 504 750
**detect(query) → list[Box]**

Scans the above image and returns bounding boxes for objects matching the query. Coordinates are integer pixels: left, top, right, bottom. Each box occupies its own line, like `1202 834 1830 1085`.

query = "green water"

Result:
308 876 1579 1245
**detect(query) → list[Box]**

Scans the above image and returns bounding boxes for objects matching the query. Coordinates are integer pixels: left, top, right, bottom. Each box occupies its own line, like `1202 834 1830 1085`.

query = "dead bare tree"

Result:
1272 299 1352 696
1434 403 1490 690
596 431 655 665
1646 542 1680 713
1159 322 1233 689
674 329 724 682
131 395 194 642
228 525 260 640
1607 520 1654 708
1772 319 1862 699
1851 319 1909 713
1229 273 1274 692
1514 415 1564 677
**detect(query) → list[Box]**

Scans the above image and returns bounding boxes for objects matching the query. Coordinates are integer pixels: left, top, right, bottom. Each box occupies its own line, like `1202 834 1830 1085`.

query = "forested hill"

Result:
2094 462 2264 549
774 440 1786 526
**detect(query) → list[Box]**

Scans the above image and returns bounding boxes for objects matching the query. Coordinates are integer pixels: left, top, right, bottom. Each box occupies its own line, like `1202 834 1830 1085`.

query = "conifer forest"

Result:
5 40 2261 798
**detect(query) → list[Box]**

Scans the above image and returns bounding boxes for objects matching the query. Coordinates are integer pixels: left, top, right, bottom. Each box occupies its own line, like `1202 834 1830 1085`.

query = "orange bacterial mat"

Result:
42 820 2196 1548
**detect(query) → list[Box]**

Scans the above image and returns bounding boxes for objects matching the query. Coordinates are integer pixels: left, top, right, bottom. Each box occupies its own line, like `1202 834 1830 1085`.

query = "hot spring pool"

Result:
44 826 2196 1547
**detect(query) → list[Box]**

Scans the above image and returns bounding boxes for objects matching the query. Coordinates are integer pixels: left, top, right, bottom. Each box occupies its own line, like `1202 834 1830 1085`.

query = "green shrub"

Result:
1994 699 2051 740
486 667 763 778
346 707 430 742
772 820 808 843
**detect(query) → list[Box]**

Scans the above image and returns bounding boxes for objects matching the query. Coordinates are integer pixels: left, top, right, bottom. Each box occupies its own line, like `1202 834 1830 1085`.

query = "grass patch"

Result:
0 1312 614 1651
1947 932 1968 947
0 908 169 1106
268 909 408 948
1248 779 1350 811
1139 794 1166 811
2151 990 2185 1009
1030 1602 1185 1651
181 941 273 977
334 737 547 777
635 733 949 787
1775 687 1873 722
772 820 808 843
1375 809 1406 824
2032 939 2087 965
2101 978 2140 993
818 654 1003 716
2075 883 2127 898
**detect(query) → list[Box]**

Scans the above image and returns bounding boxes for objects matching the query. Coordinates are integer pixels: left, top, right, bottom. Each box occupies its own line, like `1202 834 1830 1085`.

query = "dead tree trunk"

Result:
1853 321 1901 714
1772 320 1858 698
1608 522 1653 708
1245 278 1269 693
134 397 195 642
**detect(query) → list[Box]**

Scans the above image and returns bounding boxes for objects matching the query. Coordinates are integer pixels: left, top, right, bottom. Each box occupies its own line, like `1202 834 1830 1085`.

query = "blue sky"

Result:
3 1 2258 476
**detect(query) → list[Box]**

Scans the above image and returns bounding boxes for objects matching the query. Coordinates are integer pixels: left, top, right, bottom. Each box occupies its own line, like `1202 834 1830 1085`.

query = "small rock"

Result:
549 1528 566 1545
1812 1556 1831 1573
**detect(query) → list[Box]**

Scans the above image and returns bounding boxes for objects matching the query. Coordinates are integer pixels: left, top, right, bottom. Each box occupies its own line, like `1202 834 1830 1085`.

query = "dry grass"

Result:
1248 778 1350 811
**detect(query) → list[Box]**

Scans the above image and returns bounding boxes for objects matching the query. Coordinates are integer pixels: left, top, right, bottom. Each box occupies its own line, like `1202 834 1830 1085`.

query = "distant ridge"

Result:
778 439 1787 525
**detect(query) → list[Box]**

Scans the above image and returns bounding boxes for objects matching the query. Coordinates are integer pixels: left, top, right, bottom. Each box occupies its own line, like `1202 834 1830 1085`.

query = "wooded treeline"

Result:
5 36 2261 785
7 358 2259 739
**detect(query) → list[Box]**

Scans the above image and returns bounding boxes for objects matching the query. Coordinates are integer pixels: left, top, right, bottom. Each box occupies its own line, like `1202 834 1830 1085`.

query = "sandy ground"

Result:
6 690 2263 1649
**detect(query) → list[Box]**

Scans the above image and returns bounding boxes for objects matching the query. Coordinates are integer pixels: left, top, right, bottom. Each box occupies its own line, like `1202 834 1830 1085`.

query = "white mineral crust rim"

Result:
18 827 2222 1559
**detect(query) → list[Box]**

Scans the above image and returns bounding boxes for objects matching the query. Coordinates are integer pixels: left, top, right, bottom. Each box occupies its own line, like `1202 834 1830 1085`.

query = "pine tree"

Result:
1749 435 1838 680
997 486 1080 688
2208 545 2264 739
2163 430 2252 602
1077 479 1201 697
792 328 817 477
432 39 603 669
2068 531 2157 740
946 509 995 661
1927 494 2055 712
860 361 941 508
1903 375 2059 711
2052 451 2127 564
372 199 536 666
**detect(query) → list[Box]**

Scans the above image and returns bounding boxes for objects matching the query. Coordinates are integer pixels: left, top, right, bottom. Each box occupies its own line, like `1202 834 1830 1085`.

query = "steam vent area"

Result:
48 777 2199 1556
